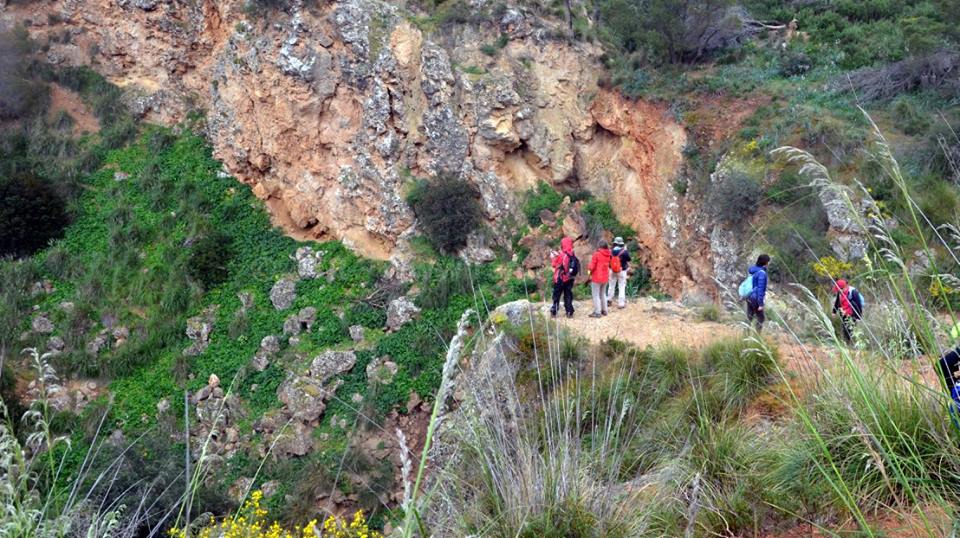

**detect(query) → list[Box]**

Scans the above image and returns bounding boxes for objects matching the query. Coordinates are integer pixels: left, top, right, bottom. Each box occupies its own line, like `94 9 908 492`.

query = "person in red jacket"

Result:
549 237 579 318
587 240 612 318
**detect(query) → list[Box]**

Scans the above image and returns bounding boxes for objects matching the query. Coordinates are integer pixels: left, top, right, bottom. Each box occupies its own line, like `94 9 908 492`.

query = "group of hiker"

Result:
549 236 632 318
550 242 866 338
738 253 865 342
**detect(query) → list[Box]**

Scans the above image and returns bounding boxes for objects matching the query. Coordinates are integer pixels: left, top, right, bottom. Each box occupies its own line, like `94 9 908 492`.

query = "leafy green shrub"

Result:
479 35 508 57
765 169 809 206
697 303 721 322
43 65 135 149
779 50 812 77
762 204 831 286
243 0 288 15
581 199 634 240
710 169 762 226
522 181 564 226
914 173 960 225
407 176 483 253
414 257 473 310
0 175 69 257
596 0 736 64
891 97 930 136
188 229 233 290
626 263 653 296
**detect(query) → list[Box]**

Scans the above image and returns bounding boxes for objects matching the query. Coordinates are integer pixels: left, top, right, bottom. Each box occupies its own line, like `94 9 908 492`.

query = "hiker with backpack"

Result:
549 237 579 318
739 254 770 332
832 279 864 343
606 236 632 309
587 240 612 318
939 324 960 428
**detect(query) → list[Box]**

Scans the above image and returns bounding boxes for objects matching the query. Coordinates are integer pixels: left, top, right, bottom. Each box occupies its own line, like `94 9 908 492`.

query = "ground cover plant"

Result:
0 113 518 531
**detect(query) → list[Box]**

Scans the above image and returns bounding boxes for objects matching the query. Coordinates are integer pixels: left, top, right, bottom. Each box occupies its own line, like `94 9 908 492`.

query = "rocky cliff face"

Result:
2 0 727 297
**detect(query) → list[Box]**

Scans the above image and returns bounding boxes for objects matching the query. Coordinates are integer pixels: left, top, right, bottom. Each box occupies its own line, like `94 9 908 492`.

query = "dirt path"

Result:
546 297 827 370
550 297 739 349
543 297 941 393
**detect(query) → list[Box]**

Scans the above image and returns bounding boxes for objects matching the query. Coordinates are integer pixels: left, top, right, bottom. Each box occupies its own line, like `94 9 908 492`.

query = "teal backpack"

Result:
738 273 754 299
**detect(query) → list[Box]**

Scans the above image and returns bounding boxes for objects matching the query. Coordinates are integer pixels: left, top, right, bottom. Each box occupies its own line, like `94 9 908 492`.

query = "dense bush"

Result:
596 0 739 64
779 50 812 77
0 175 69 257
710 169 762 226
188 229 233 290
745 0 955 70
407 176 483 253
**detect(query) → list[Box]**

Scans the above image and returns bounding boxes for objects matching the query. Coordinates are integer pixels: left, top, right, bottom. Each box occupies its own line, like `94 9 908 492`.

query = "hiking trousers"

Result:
746 298 764 332
840 315 856 343
607 270 627 307
551 279 575 316
591 282 608 315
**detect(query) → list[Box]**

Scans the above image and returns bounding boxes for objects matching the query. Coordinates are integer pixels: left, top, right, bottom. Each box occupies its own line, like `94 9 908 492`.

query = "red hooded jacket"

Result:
588 247 612 284
551 237 575 283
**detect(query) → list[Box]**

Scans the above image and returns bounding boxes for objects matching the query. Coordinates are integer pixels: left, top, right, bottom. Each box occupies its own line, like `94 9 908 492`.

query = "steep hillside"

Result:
0 0 788 299
2 0 960 535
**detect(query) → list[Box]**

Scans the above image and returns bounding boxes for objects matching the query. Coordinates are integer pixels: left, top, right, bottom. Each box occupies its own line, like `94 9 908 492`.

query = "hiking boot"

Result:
588 313 602 318
550 309 557 318
566 312 574 318
602 311 608 316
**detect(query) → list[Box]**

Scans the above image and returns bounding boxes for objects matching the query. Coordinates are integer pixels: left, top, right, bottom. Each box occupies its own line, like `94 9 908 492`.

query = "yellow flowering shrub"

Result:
167 491 382 538
930 279 960 307
811 256 853 279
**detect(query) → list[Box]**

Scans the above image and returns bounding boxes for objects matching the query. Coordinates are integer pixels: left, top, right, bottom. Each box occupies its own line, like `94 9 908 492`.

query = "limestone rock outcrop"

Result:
4 0 731 297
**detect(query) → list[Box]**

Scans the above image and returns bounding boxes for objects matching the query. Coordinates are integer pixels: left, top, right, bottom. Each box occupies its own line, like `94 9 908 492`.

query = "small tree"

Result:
0 175 69 257
710 168 762 226
407 176 483 254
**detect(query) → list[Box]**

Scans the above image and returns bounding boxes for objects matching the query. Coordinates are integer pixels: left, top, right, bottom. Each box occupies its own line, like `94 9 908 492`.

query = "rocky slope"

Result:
2 0 860 300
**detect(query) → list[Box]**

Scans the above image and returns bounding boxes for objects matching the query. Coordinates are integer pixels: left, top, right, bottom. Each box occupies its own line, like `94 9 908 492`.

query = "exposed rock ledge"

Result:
3 0 725 298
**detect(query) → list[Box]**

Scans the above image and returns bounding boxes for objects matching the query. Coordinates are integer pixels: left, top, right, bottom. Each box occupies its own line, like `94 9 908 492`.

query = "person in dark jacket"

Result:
938 330 960 427
606 236 632 309
832 279 863 343
549 237 577 318
746 254 770 332
587 240 612 318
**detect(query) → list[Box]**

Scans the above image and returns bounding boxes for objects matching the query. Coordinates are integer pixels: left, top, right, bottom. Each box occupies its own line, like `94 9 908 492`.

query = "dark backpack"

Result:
567 254 580 278
849 288 864 317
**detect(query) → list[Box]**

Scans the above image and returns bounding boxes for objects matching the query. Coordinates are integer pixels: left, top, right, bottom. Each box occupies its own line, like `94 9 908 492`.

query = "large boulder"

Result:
386 296 420 331
277 375 332 422
310 350 358 382
273 422 314 457
492 300 536 327
31 314 54 334
183 306 217 357
269 277 299 310
294 247 324 279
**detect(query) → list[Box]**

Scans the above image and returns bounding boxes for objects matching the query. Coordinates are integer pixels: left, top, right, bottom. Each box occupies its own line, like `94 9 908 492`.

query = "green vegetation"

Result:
711 167 763 226
0 111 513 526
406 175 484 253
522 180 564 225
0 175 69 256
